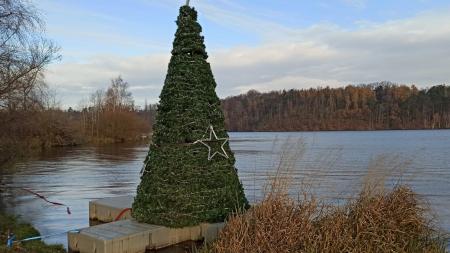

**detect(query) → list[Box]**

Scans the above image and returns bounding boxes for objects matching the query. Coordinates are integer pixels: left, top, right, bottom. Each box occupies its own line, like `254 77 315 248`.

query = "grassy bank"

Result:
0 213 65 253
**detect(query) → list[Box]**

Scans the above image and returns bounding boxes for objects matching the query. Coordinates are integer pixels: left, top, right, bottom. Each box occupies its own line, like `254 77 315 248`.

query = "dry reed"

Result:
205 151 446 253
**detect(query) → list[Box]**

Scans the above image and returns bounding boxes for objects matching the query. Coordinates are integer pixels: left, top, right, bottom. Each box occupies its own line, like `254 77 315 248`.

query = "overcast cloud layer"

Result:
44 5 450 108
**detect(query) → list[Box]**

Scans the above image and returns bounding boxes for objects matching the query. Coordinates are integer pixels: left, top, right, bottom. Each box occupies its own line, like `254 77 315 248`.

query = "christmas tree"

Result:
132 3 248 227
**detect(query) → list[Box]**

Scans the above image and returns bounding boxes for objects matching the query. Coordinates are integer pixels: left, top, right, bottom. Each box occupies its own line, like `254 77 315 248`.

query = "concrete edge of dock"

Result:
69 195 224 253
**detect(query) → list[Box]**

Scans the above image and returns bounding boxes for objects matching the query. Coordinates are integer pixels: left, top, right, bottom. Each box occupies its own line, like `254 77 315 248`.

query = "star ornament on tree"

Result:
194 125 229 161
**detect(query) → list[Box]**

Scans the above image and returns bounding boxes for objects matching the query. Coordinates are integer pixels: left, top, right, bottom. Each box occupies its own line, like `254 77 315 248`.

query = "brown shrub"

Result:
209 183 445 253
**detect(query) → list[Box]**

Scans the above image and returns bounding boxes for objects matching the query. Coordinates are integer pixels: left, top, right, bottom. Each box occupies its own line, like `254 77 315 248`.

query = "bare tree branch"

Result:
0 0 60 110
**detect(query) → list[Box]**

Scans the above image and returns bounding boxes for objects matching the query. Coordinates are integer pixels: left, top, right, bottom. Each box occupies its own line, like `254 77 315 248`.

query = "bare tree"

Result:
0 0 60 110
105 76 134 112
76 76 150 143
90 89 104 137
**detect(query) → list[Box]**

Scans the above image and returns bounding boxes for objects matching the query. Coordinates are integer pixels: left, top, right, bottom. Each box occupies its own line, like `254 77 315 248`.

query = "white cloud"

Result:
46 9 450 108
46 54 170 107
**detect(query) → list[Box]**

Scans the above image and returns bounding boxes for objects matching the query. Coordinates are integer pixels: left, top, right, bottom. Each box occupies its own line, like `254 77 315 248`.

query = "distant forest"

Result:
221 82 450 131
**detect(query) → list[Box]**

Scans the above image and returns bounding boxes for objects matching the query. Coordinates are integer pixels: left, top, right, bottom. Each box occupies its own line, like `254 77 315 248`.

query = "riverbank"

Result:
0 213 65 253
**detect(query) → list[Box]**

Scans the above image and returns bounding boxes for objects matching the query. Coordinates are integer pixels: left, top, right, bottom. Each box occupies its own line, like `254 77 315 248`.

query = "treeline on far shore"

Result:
222 82 450 131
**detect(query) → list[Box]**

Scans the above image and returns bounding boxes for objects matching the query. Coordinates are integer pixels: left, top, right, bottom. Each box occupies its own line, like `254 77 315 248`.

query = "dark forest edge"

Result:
222 82 450 131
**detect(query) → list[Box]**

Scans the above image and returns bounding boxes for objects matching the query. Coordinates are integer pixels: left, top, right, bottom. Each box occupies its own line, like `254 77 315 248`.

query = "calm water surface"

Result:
1 130 449 248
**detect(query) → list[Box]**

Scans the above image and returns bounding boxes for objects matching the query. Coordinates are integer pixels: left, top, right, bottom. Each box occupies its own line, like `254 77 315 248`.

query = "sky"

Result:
35 0 450 108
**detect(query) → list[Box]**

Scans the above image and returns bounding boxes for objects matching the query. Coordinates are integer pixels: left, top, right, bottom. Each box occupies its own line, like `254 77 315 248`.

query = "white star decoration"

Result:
194 125 229 161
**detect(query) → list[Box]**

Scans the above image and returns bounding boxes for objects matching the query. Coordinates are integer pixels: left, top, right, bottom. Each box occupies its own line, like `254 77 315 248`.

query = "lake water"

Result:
1 130 449 248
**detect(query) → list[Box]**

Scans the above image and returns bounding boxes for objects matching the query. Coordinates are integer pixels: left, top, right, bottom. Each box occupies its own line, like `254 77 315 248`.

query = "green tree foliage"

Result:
132 5 248 227
222 83 450 131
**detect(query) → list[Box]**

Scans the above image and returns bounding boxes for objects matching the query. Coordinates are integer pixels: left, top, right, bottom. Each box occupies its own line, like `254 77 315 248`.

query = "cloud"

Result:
46 54 170 108
46 9 450 108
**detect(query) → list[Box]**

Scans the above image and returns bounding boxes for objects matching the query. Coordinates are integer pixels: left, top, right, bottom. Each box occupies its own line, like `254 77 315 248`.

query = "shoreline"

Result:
0 213 66 252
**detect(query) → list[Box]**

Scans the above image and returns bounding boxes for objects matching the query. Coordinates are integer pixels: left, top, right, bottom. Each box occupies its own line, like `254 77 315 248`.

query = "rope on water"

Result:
6 229 80 248
21 188 71 215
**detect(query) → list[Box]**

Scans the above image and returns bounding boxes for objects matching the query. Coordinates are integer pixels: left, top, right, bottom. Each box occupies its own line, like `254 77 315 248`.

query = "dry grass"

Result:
209 187 445 253
204 152 447 253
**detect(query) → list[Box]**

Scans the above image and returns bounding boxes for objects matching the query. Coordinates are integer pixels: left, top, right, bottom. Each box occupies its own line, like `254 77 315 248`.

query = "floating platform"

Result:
68 219 223 253
89 195 134 224
69 196 224 253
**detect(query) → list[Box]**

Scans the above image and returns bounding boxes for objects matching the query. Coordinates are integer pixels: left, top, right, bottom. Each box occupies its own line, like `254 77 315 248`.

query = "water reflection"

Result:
0 144 146 246
0 130 449 248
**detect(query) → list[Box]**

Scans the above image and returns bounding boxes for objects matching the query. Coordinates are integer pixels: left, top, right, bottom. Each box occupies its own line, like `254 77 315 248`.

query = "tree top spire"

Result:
185 0 190 6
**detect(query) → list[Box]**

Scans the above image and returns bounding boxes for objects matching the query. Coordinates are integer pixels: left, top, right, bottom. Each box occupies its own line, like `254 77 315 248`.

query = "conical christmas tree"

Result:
132 4 248 227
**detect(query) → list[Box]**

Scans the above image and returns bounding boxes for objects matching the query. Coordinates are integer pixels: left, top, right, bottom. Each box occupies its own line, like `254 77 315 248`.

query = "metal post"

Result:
6 232 15 248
